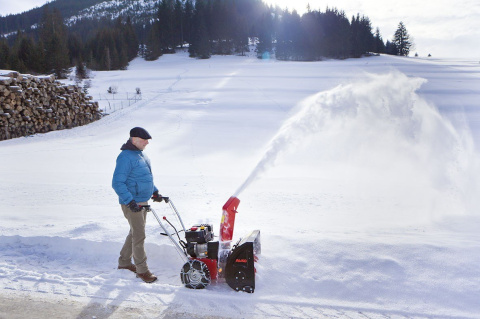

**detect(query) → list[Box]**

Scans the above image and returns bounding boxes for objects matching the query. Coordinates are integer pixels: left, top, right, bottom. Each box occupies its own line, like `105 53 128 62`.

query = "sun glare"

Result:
263 0 312 14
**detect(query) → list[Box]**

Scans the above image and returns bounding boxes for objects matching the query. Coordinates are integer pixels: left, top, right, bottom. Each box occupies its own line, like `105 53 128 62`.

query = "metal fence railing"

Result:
96 92 143 114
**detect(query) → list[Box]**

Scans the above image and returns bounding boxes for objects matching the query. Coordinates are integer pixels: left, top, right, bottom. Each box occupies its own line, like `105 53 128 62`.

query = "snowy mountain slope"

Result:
0 0 157 36
66 0 158 25
1 52 480 318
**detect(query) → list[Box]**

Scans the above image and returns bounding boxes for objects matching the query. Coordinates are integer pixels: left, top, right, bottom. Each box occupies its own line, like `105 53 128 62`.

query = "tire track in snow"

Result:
1 238 406 319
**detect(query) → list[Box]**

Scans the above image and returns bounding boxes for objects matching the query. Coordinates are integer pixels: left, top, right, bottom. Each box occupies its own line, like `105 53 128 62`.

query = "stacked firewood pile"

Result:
0 70 102 141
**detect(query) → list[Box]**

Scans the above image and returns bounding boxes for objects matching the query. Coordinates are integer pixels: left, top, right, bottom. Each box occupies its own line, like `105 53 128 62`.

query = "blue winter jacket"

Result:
112 140 158 205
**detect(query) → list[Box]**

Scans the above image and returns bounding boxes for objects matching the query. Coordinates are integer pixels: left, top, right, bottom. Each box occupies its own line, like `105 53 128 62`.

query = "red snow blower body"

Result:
148 196 261 293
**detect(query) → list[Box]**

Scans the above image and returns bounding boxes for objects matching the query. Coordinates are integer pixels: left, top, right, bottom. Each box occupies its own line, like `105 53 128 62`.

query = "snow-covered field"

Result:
1 51 480 318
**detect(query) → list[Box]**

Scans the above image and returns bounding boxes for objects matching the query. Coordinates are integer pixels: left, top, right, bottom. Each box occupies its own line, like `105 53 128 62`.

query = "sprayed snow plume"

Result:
234 71 477 217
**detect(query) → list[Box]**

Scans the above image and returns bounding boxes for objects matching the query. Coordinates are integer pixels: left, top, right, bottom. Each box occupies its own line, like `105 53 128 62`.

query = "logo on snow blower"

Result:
235 258 248 263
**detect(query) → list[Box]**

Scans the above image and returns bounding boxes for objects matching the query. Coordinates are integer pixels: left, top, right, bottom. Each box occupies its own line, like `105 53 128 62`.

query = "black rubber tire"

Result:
180 259 211 289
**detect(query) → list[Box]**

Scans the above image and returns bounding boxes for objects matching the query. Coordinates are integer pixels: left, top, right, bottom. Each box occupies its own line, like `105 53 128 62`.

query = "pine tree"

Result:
393 21 412 56
0 37 10 69
373 27 385 53
350 14 374 58
145 22 163 60
75 58 87 80
319 8 351 59
299 11 323 61
231 5 249 56
16 33 38 73
210 0 234 54
275 10 302 60
124 16 139 60
189 0 210 59
174 0 184 47
35 40 46 73
40 7 70 78
256 12 273 59
68 32 83 65
104 46 112 71
385 40 397 55
194 14 210 59
157 0 175 53
183 0 195 45
84 18 137 70
8 32 24 72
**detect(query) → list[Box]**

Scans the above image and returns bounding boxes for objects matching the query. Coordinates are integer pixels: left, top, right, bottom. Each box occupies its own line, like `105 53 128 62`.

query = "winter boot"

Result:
137 270 157 283
118 264 137 273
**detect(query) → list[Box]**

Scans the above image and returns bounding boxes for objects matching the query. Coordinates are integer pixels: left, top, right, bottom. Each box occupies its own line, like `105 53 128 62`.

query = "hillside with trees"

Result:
0 0 414 76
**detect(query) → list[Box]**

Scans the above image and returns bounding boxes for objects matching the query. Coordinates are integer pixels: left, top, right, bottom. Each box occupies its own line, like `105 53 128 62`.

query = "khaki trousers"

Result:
118 202 149 274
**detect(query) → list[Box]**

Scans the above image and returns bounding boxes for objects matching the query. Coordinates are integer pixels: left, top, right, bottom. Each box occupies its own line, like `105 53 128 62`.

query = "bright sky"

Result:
1 0 479 58
0 0 50 16
264 0 480 59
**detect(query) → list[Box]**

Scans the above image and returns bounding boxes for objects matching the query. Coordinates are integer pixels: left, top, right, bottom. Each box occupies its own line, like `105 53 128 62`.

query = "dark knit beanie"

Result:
130 127 152 139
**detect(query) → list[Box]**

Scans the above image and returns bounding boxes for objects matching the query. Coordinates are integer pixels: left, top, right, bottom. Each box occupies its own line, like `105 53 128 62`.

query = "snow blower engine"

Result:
148 196 261 293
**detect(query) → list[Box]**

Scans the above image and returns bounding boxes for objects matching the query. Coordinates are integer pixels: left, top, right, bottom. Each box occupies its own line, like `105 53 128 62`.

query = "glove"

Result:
152 191 163 202
127 200 142 212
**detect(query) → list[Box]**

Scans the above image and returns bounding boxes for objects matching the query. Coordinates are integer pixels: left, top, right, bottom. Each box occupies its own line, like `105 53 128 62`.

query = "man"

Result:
112 127 164 283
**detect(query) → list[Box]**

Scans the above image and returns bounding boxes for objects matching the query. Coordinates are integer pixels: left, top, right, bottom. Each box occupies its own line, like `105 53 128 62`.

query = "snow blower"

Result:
145 196 261 293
